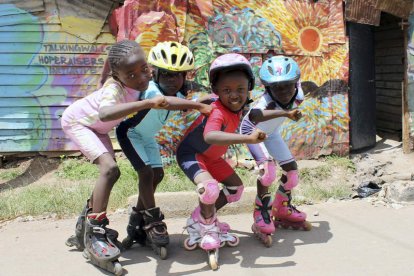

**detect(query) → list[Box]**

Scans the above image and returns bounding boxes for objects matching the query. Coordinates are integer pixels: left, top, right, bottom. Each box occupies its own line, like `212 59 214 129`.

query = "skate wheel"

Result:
183 238 197 251
263 235 272 248
159 246 168 260
220 241 226 248
208 251 219 271
226 235 240 247
112 261 123 276
121 236 133 249
303 221 312 231
292 226 299 230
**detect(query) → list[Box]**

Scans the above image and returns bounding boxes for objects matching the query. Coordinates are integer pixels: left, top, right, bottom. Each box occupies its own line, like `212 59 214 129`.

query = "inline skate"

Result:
83 212 123 275
183 207 239 270
272 186 311 231
121 207 147 249
252 193 275 247
142 207 169 259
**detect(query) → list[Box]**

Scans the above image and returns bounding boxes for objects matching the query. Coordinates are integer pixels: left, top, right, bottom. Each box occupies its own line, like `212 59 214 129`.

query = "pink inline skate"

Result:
252 193 275 247
183 207 239 270
272 187 311 231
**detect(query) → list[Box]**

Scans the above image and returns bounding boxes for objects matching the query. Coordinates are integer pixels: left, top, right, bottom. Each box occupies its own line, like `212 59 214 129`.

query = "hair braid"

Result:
108 40 141 74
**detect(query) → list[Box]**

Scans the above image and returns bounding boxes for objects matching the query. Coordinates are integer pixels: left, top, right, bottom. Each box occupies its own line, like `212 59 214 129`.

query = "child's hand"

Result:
150 96 169 109
249 129 267 144
199 104 213 116
287 109 302 121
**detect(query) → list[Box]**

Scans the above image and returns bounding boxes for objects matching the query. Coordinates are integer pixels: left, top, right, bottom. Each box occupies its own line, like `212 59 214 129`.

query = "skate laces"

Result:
259 193 272 223
184 218 219 236
285 192 300 213
183 220 198 231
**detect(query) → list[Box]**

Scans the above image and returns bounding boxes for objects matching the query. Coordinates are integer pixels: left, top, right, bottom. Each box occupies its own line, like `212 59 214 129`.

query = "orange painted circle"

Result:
299 27 321 52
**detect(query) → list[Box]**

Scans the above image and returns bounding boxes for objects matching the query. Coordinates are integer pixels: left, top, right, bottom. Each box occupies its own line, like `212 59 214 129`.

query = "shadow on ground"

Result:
0 157 59 191
112 220 333 275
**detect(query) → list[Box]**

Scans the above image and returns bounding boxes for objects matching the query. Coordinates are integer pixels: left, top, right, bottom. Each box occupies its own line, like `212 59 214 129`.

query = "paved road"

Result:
1 200 413 276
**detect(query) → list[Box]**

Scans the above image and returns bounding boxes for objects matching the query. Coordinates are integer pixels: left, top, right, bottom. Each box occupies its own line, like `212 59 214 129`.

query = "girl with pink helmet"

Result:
176 53 293 269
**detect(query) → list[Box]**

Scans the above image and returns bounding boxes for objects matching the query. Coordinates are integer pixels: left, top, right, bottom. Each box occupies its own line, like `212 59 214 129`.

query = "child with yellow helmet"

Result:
116 41 211 259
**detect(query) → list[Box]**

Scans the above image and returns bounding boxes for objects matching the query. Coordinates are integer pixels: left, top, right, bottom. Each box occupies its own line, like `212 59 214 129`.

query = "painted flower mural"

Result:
0 0 350 163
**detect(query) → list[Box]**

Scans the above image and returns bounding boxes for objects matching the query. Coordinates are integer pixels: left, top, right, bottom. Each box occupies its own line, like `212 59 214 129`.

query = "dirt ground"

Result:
0 137 414 195
1 135 413 202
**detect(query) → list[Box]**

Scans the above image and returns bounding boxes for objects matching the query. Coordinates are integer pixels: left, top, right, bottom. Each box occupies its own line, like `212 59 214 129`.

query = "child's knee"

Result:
197 179 220 205
153 168 164 185
280 169 299 190
138 165 154 180
103 163 120 182
258 160 277 187
223 185 244 203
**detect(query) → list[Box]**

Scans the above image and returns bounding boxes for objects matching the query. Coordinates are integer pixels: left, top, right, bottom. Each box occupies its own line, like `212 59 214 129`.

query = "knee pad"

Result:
258 160 276 187
197 180 220 205
282 170 299 190
223 185 244 203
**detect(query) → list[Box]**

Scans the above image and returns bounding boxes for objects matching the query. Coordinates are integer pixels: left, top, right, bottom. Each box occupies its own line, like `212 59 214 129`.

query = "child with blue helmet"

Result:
240 55 311 247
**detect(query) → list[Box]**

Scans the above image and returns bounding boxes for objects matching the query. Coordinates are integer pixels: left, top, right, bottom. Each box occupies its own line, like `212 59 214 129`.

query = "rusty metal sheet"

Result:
375 0 413 19
57 0 114 43
345 0 381 26
0 0 45 13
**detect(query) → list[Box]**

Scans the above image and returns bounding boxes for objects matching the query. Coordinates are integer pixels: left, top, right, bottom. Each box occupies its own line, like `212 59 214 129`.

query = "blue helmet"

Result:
259 56 300 86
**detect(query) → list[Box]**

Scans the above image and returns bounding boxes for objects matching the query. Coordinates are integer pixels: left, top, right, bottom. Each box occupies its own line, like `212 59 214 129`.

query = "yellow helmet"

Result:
148 41 195 72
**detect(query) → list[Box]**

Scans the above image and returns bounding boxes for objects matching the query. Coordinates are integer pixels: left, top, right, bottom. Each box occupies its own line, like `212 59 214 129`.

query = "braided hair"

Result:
108 40 142 75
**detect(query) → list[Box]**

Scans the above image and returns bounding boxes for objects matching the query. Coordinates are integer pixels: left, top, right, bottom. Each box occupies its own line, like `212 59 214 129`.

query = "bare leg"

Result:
92 153 120 213
136 167 164 210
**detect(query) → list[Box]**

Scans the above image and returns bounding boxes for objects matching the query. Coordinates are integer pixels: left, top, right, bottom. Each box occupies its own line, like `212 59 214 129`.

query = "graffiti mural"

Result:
0 2 114 152
153 0 350 163
1 0 349 163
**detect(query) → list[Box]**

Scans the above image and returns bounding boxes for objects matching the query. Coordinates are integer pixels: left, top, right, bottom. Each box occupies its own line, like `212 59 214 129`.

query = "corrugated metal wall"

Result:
0 0 116 153
375 13 404 134
345 0 381 25
346 0 413 25
407 11 414 136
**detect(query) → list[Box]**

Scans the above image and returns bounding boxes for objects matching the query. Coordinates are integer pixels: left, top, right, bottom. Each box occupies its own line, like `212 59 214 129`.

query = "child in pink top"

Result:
62 40 167 274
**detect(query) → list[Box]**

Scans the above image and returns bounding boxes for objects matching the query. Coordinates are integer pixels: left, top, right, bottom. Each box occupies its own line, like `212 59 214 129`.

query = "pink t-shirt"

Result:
61 78 141 134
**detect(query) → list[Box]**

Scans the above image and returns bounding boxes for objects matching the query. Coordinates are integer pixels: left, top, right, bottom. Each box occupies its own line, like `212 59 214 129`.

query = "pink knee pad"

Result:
223 185 244 203
282 170 299 190
258 160 276 187
197 179 220 205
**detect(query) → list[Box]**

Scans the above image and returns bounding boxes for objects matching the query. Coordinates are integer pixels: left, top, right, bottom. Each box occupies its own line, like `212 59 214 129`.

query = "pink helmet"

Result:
209 53 255 91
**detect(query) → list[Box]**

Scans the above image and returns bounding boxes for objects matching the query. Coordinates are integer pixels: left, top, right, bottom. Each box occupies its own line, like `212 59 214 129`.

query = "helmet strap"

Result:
153 81 166 95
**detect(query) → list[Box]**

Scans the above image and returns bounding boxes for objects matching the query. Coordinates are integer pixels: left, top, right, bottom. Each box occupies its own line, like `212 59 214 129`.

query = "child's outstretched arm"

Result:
99 96 168 122
205 129 266 146
196 94 216 105
163 96 213 116
249 108 302 124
